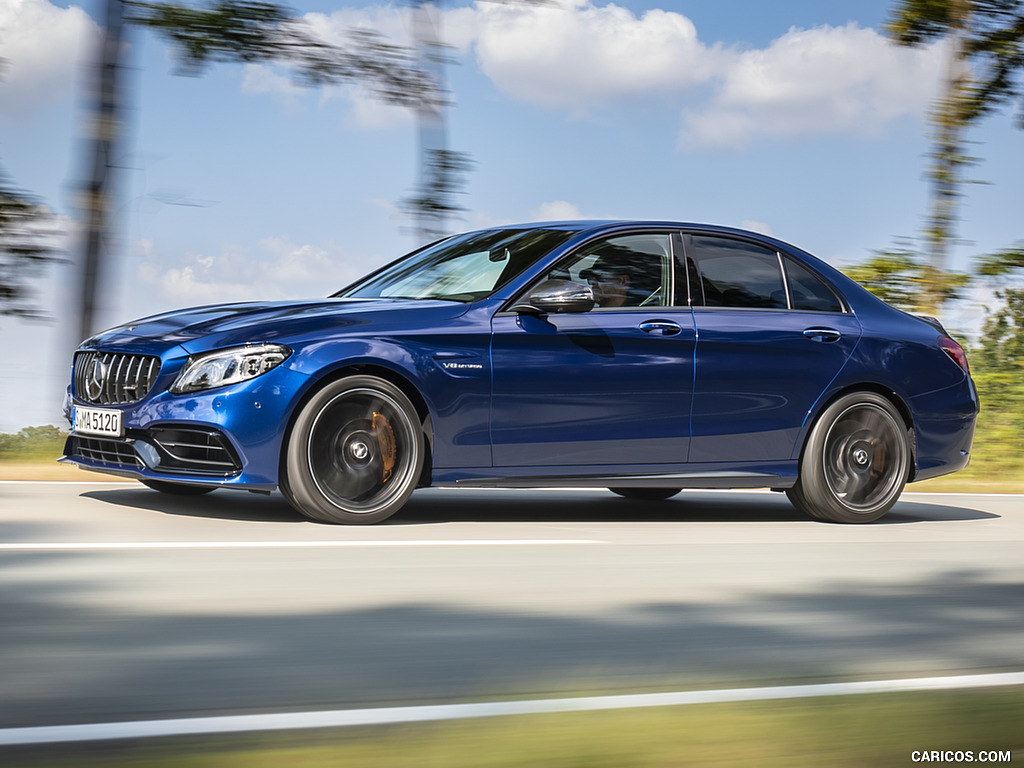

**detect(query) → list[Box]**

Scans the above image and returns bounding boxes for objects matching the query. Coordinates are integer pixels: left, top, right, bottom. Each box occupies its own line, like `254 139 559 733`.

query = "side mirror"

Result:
511 280 595 315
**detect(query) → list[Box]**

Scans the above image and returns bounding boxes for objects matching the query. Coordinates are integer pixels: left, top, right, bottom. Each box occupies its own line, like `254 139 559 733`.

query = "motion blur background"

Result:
0 0 1021 449
2 5 1023 765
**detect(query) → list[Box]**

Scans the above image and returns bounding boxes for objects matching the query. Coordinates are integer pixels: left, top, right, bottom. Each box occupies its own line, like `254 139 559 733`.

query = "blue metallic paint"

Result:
61 221 978 503
490 307 696 466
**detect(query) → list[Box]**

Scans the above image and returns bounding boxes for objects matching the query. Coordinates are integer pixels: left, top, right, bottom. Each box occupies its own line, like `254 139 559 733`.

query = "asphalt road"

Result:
1 481 1022 730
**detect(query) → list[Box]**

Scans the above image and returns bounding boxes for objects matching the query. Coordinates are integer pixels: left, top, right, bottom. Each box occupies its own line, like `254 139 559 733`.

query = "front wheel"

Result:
787 392 909 523
281 375 424 524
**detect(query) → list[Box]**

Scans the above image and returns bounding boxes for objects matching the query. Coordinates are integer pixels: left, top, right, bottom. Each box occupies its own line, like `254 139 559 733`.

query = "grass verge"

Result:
3 688 1021 767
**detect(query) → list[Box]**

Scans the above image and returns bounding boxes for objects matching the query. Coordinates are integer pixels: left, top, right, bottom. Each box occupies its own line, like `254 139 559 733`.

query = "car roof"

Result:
483 220 806 255
487 220 782 240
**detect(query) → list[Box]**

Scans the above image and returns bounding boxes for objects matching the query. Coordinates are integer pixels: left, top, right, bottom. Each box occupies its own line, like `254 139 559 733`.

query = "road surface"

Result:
1 481 1022 730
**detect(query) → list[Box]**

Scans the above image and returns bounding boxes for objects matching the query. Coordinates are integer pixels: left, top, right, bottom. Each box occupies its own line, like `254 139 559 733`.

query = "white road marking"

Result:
0 539 601 551
1 672 1022 746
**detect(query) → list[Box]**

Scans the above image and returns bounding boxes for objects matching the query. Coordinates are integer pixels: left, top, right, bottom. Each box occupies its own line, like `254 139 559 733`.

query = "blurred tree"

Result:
124 0 439 106
79 0 127 343
399 149 475 242
0 425 68 459
844 242 969 311
0 168 63 321
969 286 1024 475
887 0 1024 314
843 240 970 313
973 243 1024 374
78 0 543 337
890 0 1024 126
976 244 1024 275
0 59 63 322
974 287 1024 370
76 0 448 339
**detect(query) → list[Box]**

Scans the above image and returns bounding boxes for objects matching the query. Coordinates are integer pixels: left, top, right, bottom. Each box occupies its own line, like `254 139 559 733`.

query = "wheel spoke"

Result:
841 469 873 505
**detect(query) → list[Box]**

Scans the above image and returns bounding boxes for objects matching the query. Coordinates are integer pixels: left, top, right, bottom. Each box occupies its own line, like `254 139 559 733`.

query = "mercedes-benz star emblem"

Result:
85 357 107 401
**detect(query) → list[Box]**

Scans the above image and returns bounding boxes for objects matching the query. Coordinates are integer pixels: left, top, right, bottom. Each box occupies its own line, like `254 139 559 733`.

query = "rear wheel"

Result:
141 479 216 496
787 392 909 523
609 488 682 501
282 375 423 524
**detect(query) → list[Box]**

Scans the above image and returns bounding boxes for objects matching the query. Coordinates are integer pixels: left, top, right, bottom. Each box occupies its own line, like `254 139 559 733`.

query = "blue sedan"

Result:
61 221 978 524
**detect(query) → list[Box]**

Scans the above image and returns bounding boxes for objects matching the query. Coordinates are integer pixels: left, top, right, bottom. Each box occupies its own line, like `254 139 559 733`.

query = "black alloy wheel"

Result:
787 391 910 523
282 375 423 524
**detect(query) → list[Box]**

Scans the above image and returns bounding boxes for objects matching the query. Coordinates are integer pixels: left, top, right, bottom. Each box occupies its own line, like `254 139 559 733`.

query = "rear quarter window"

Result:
784 258 844 313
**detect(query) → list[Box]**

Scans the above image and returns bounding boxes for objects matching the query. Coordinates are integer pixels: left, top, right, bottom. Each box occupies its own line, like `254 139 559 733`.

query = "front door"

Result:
489 232 695 467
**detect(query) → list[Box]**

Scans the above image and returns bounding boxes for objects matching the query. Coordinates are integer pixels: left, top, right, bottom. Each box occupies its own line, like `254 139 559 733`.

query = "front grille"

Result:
148 428 242 475
74 351 161 405
68 436 144 468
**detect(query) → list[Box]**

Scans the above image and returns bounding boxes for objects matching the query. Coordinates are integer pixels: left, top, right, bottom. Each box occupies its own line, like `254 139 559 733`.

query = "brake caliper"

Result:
372 411 397 483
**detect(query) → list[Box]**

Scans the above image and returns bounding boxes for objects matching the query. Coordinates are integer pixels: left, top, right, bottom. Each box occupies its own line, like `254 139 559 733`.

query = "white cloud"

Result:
458 5 944 148
303 6 411 50
135 237 381 308
470 0 722 112
0 0 100 121
267 7 416 130
240 63 306 113
290 1 723 119
681 24 945 149
223 2 946 149
530 200 586 221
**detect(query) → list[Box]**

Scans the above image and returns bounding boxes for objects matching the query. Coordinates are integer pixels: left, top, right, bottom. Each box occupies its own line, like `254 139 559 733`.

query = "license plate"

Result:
73 406 124 437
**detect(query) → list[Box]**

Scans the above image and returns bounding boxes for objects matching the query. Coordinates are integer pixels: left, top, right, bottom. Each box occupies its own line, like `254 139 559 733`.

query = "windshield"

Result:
335 228 576 302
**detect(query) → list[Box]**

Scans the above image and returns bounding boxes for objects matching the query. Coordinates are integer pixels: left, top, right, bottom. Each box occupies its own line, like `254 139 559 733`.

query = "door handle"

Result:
639 320 682 337
803 328 841 343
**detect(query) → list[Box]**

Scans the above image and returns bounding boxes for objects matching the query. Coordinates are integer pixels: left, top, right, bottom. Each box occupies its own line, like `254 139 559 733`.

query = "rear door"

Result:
685 233 861 463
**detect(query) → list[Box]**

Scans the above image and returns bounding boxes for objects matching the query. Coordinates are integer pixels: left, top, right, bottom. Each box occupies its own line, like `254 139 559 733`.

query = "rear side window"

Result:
689 236 786 309
784 258 844 312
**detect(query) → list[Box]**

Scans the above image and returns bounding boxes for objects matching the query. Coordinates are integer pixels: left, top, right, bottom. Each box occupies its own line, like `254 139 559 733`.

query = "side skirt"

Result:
433 464 798 490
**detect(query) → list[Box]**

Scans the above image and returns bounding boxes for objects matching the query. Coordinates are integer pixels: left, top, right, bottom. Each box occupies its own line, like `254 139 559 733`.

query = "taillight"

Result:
939 335 969 373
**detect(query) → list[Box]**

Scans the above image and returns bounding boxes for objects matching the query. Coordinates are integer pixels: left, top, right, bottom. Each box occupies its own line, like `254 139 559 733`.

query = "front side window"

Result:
337 228 575 302
689 236 786 309
542 233 673 308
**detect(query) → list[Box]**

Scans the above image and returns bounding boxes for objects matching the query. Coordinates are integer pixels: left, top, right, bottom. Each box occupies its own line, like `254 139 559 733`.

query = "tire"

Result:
787 392 909 523
141 479 216 496
609 488 682 501
282 375 424 524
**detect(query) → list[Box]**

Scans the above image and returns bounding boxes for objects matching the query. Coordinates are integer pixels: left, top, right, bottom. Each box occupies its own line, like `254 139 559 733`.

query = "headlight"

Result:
171 344 291 394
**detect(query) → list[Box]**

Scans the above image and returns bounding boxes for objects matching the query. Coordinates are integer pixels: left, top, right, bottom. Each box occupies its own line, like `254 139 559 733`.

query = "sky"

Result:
1 0 1022 431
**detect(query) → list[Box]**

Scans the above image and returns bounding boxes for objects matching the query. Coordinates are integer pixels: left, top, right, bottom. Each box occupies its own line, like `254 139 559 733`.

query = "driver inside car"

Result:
580 255 634 308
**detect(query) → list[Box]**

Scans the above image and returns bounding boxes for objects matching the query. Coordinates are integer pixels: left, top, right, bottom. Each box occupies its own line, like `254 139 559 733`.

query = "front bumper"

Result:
61 363 312 490
62 425 248 483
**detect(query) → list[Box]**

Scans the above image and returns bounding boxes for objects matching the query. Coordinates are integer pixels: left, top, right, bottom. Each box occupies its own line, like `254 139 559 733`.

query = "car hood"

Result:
81 298 471 353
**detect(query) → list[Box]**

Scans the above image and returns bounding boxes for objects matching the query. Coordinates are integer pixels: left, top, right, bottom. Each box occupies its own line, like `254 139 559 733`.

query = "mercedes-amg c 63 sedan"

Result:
61 221 978 524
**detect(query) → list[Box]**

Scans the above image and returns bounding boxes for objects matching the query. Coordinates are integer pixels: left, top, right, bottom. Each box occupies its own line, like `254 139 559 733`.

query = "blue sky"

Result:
1 0 1022 431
